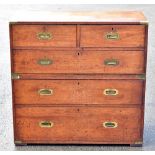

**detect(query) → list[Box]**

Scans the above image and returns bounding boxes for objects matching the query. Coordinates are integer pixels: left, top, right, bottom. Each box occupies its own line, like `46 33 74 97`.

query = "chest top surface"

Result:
10 11 147 24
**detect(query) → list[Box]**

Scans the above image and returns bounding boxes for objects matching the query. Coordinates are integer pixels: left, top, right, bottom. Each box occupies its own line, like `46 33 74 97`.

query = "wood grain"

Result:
13 80 143 105
15 106 141 144
12 25 77 48
80 25 145 48
13 50 144 74
10 13 148 145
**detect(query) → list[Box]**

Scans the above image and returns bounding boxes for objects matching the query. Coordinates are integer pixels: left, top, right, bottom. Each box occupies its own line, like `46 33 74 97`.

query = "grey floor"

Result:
0 4 155 151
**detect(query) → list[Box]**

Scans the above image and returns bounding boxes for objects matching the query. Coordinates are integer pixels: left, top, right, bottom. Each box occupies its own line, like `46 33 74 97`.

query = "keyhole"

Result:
112 27 116 32
77 82 80 85
43 26 47 31
78 52 80 56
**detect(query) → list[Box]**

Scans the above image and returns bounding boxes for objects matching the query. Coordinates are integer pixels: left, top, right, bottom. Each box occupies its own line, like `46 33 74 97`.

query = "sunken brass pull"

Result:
39 121 54 128
103 89 118 96
103 122 118 128
38 59 53 65
105 32 119 40
38 89 53 95
37 32 52 40
104 59 119 66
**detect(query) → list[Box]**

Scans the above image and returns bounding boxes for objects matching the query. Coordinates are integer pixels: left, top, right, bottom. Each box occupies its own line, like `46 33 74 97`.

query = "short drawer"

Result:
11 25 76 48
80 25 145 47
13 80 143 105
12 50 144 74
15 106 141 144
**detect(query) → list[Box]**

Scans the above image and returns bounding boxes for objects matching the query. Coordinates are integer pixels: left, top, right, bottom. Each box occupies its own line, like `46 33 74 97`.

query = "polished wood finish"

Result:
14 80 143 105
15 106 141 144
13 50 145 74
10 11 148 145
80 25 145 48
12 25 76 48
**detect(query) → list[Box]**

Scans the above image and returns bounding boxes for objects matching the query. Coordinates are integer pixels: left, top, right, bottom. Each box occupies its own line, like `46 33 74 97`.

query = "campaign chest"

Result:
10 11 148 146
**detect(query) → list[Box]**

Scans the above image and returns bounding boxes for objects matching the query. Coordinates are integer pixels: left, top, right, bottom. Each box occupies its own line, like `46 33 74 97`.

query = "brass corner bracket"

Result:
11 73 21 80
140 21 148 25
137 74 146 80
10 22 17 25
134 141 143 145
14 140 22 144
14 140 27 146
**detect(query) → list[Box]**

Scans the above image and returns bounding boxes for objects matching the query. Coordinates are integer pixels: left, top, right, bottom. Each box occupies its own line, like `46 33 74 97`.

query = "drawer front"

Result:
80 25 145 47
13 50 79 74
13 80 143 105
11 25 76 48
15 107 141 143
13 50 144 74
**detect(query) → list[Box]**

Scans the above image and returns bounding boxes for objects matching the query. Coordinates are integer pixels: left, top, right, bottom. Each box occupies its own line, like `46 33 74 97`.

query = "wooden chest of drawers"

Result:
10 11 148 146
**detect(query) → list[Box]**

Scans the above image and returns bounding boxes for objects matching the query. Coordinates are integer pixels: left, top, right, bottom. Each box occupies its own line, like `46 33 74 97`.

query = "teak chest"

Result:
10 11 148 146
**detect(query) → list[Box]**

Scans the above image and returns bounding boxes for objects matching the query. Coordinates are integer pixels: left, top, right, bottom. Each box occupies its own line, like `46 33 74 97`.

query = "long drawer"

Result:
80 25 145 48
13 80 143 105
11 25 145 48
12 50 145 74
11 25 77 48
15 106 141 144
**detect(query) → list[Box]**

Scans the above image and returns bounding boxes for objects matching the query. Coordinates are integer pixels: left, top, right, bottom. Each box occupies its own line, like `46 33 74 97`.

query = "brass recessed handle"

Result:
37 32 52 40
38 59 53 65
103 89 118 96
38 89 53 95
103 122 118 128
105 32 119 40
39 121 54 128
104 59 119 66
